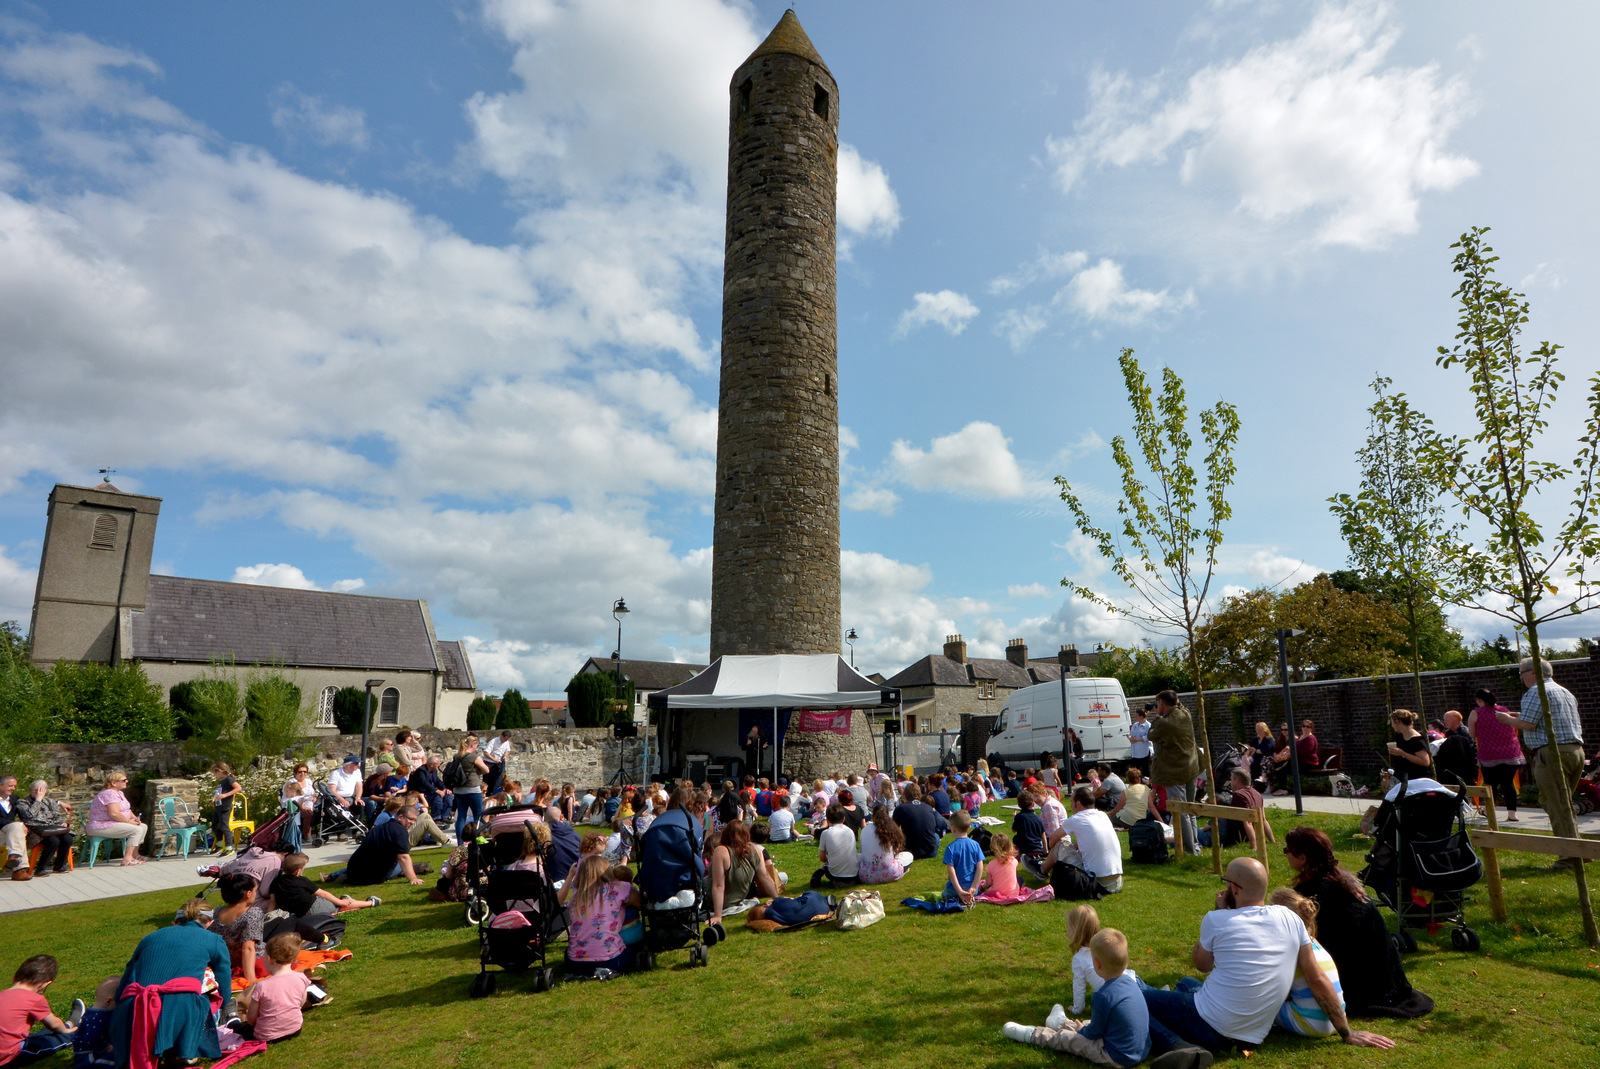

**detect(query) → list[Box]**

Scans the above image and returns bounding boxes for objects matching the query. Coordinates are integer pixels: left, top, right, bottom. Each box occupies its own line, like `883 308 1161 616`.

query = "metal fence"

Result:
880 731 963 774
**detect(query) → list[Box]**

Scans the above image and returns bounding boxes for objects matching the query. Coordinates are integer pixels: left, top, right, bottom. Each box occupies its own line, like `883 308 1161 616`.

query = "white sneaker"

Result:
1045 1003 1068 1030
1002 1022 1036 1044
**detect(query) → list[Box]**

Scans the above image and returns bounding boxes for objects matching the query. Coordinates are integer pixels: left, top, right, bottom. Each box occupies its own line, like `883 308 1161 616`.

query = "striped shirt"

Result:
1276 939 1342 1037
1519 680 1583 749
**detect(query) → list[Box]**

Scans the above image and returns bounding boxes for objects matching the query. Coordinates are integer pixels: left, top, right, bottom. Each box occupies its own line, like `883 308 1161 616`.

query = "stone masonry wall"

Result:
710 23 841 659
782 709 875 784
1133 648 1600 780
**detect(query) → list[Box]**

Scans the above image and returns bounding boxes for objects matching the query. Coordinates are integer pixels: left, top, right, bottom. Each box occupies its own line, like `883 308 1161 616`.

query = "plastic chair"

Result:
83 835 125 868
159 796 206 860
227 794 255 846
28 840 73 873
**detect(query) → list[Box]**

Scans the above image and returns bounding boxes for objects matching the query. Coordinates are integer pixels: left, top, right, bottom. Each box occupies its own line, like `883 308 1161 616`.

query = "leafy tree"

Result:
48 660 172 743
1326 571 1470 670
169 677 240 741
1198 575 1409 686
1057 349 1241 801
1329 377 1465 713
496 688 532 729
243 669 308 760
1087 642 1193 696
466 695 498 731
1417 227 1600 947
566 672 616 728
0 621 47 783
331 686 371 735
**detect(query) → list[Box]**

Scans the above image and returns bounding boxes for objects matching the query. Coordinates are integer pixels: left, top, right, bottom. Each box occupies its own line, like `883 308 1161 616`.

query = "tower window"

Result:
90 514 117 551
824 373 833 396
739 78 752 113
813 84 830 120
379 687 400 726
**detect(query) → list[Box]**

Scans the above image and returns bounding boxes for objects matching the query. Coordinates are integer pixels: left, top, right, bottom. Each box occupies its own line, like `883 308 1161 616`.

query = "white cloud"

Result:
889 422 1032 499
995 307 1051 350
988 250 1088 295
844 486 900 516
230 563 366 593
330 578 367 593
270 84 369 150
0 544 36 628
894 290 978 337
1008 582 1053 599
1048 0 1478 249
1061 258 1195 322
837 143 901 239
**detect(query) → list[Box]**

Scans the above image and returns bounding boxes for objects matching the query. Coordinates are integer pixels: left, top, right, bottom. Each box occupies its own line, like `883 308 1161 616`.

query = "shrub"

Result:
0 622 48 783
169 677 240 741
243 670 308 761
466 695 497 731
48 660 172 743
496 688 532 729
331 686 371 735
566 672 630 727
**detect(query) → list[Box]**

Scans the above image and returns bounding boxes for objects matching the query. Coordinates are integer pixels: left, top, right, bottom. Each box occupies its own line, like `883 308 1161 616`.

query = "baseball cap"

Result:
342 755 360 765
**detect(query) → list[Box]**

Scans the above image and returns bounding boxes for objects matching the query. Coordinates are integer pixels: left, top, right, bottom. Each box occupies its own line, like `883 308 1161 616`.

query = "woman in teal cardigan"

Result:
110 898 231 1067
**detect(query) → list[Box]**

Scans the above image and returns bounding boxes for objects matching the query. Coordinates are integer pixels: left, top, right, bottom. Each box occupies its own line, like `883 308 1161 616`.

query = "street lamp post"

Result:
845 628 858 668
612 598 635 779
361 679 385 776
1275 629 1307 815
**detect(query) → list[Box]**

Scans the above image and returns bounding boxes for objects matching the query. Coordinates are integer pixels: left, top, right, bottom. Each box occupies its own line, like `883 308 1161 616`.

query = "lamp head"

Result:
366 678 385 688
846 628 858 642
612 597 629 616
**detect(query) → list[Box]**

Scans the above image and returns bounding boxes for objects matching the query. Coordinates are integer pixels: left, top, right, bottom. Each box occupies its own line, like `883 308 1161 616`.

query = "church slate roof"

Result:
578 657 706 691
129 575 441 671
435 640 476 690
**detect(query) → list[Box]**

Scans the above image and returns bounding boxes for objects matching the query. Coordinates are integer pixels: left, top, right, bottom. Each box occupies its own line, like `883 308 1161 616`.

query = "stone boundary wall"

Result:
1133 648 1600 780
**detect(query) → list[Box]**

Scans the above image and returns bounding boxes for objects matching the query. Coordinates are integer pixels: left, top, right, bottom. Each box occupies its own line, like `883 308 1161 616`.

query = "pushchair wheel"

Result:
636 950 656 971
691 944 710 968
469 972 494 998
532 967 554 992
1451 927 1480 952
1395 928 1417 953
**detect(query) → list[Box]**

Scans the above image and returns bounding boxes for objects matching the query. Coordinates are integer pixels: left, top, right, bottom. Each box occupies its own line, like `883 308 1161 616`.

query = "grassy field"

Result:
8 803 1600 1069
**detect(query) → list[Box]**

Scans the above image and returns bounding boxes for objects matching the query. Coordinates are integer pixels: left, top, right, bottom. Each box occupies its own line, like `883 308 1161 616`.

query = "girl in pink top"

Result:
982 834 1020 897
559 855 640 976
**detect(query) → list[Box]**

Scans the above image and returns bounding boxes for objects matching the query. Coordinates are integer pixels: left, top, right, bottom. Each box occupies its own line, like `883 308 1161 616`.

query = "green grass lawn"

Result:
9 803 1600 1068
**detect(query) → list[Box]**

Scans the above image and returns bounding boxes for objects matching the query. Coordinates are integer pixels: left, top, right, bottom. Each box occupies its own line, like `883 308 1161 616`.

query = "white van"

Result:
986 678 1134 767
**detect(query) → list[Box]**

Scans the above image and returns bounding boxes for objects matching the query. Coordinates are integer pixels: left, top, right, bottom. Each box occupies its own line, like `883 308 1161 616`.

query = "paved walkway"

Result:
0 840 453 916
1262 793 1600 835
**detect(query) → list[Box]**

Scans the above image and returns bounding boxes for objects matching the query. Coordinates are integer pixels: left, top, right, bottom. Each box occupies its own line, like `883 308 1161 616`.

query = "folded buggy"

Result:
468 823 564 997
313 781 368 846
1359 779 1483 952
634 807 711 970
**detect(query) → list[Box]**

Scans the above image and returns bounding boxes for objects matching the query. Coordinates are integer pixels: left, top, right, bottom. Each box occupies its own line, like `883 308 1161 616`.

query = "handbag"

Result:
834 889 885 931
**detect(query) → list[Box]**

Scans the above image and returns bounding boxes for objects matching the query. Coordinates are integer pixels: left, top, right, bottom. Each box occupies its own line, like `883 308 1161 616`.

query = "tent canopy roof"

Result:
646 654 899 711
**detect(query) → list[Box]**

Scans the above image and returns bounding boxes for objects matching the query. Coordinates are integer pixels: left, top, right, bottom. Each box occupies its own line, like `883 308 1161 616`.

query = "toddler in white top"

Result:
1066 904 1139 1014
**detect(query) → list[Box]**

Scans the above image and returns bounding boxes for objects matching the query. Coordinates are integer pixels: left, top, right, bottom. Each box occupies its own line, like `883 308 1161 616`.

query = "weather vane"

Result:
98 467 115 484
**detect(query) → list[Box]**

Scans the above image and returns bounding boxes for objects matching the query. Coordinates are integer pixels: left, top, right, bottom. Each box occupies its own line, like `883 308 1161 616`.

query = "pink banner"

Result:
797 708 852 735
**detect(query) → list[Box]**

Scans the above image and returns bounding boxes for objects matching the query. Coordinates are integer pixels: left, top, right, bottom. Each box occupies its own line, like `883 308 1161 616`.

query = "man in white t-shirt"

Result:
1142 858 1394 1064
483 730 513 796
1042 787 1124 892
326 757 364 811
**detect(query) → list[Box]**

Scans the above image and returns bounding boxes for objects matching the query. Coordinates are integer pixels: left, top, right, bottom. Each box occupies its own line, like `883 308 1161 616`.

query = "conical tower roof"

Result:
741 9 830 74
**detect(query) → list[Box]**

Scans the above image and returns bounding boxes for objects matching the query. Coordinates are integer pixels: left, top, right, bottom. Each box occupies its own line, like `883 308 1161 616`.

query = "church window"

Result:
317 685 338 728
90 514 117 550
813 84 829 120
379 687 400 726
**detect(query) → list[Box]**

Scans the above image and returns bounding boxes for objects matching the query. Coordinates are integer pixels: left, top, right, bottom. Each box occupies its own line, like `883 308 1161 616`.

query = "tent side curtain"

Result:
647 654 899 711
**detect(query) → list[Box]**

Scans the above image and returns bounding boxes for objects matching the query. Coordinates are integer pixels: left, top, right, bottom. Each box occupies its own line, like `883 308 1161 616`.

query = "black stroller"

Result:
312 781 368 846
468 822 564 997
634 809 711 970
1359 779 1484 952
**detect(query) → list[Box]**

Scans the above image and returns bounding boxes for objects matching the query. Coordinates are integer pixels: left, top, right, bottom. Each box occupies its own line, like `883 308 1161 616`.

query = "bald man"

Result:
1142 858 1393 1065
1434 710 1479 789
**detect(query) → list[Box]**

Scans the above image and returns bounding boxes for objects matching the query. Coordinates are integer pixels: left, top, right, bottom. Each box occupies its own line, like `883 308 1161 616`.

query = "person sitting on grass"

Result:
323 806 425 887
961 780 983 815
1092 764 1126 813
768 796 797 843
976 832 1020 899
1036 788 1123 896
108 898 231 1067
211 874 268 989
1110 768 1151 829
67 975 120 1069
1199 770 1272 850
1003 927 1149 1068
1141 857 1393 1067
268 853 379 917
891 783 948 860
560 854 640 979
236 934 314 1043
0 954 78 1066
811 805 861 889
508 821 552 873
942 810 985 909
834 789 867 834
1266 889 1343 1038
1012 790 1046 858
1036 786 1070 854
858 804 914 885
431 821 483 903
709 820 780 929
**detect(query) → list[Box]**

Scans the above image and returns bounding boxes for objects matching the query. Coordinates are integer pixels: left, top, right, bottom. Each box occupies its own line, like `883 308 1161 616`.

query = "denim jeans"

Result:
1142 976 1230 1054
13 1028 73 1064
454 791 484 842
1164 782 1199 854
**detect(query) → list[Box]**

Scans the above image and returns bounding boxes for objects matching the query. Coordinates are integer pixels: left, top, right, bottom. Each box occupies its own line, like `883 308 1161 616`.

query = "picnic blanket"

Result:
973 815 1005 826
746 912 832 933
975 884 1055 906
230 947 352 993
901 894 967 914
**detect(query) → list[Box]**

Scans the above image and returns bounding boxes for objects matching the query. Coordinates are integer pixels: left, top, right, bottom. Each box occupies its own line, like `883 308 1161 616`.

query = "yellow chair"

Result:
227 794 255 847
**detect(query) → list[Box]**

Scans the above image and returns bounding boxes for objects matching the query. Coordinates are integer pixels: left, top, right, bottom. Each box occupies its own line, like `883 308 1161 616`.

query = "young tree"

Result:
1198 576 1409 687
466 695 498 732
1418 227 1600 947
243 669 309 760
331 686 370 735
496 688 533 729
1057 349 1241 800
566 672 616 728
1329 377 1464 714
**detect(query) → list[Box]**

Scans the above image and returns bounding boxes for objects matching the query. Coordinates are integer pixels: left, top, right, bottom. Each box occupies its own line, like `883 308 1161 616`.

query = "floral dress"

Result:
566 882 630 962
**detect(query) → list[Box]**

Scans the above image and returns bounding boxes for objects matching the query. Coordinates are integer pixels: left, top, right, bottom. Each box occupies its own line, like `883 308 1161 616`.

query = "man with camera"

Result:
1149 690 1200 856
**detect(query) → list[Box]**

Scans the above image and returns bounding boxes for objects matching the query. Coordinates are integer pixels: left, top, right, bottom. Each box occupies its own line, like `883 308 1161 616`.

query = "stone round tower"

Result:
710 10 841 660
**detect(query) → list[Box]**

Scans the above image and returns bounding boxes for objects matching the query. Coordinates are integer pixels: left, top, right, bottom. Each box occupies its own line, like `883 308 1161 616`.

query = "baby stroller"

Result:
312 781 368 846
192 808 294 898
634 808 711 970
1359 779 1483 952
468 822 564 997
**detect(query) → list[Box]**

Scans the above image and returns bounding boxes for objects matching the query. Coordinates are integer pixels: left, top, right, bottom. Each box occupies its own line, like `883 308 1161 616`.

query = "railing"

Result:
1168 799 1272 876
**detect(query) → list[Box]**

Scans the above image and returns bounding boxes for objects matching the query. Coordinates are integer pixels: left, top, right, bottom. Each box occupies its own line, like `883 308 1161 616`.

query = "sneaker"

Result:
1045 1003 1068 1030
196 865 211 877
1271 789 1289 797
32 868 50 878
368 896 382 907
1150 1047 1213 1069
592 968 615 981
67 999 85 1029
305 992 333 1008
1001 1022 1036 1044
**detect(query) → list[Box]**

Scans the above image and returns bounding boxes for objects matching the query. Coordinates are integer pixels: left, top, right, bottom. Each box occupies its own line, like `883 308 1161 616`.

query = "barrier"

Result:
1462 780 1600 925
1168 800 1271 876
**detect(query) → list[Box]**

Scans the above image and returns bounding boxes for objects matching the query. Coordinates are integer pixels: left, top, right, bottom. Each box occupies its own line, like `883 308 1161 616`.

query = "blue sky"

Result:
2 1 1597 695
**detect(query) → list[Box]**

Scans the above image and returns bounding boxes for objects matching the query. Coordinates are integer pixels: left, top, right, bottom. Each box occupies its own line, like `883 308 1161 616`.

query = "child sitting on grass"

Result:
1003 927 1150 1067
961 781 983 815
1063 904 1140 1014
1011 791 1045 858
238 933 317 1043
979 833 1020 897
0 954 78 1066
942 810 985 908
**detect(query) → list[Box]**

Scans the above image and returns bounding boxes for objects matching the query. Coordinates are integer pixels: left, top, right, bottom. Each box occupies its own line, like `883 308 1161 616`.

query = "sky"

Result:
2 0 1597 696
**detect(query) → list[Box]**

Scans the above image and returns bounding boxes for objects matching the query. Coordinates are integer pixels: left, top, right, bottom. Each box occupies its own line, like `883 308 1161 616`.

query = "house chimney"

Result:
1058 643 1080 669
943 634 967 664
1006 638 1028 667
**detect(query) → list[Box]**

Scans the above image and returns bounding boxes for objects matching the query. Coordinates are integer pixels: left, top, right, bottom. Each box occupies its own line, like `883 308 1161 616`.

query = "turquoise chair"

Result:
83 834 125 868
159 796 206 860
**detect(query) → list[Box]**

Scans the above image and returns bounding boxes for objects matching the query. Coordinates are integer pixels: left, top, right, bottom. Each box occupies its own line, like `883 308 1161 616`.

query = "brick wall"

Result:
1134 647 1600 779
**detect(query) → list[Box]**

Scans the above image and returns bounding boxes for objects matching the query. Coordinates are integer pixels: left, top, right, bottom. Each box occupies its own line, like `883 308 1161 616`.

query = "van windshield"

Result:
990 711 1007 735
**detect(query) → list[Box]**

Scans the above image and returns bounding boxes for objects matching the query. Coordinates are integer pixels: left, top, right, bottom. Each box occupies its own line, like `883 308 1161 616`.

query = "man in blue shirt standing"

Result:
1497 656 1586 867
